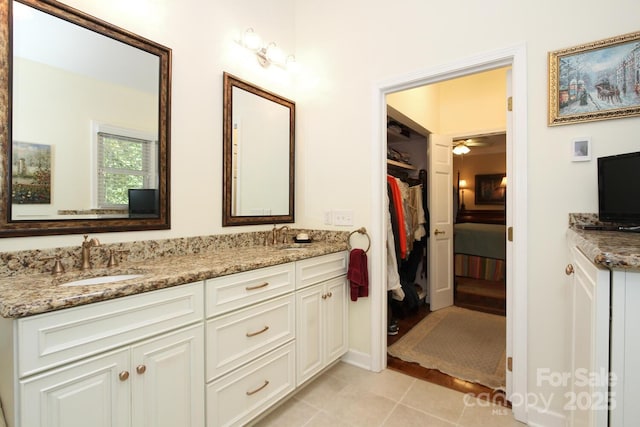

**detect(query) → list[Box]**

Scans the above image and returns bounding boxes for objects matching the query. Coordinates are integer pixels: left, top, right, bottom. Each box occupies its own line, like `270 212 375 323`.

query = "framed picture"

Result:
572 137 591 162
11 142 52 204
475 174 506 205
548 31 640 126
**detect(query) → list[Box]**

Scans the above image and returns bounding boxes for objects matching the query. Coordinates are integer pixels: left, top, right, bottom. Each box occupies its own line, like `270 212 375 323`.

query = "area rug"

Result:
388 306 506 389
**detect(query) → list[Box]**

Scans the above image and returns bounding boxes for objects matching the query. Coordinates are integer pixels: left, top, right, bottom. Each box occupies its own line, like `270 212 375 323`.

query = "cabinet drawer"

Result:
295 251 348 289
17 282 204 378
206 263 294 316
206 341 295 427
206 294 294 381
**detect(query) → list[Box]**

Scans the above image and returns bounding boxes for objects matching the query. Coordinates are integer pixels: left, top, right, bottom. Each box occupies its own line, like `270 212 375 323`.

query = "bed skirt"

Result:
455 254 505 281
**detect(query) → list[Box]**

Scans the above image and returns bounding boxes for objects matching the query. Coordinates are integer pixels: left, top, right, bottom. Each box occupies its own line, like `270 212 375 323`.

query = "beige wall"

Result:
439 68 508 136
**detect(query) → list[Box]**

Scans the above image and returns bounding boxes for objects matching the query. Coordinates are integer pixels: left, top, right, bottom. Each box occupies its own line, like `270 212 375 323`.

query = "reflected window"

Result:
96 130 156 208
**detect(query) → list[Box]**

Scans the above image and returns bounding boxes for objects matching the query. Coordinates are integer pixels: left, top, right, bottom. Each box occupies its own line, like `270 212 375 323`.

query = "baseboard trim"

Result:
526 403 566 427
341 349 373 371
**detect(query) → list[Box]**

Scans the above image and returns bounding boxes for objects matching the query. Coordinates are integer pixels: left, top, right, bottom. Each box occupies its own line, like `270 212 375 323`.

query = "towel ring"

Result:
347 227 371 253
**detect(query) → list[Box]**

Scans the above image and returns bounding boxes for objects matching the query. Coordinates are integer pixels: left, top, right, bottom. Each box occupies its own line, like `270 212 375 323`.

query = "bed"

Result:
454 209 506 315
454 210 506 281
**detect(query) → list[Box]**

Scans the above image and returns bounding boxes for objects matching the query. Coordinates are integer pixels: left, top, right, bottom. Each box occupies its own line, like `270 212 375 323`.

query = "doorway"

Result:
370 45 528 422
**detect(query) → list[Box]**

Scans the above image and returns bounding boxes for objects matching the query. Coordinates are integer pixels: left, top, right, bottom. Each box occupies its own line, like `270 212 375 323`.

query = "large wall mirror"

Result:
223 73 294 226
0 0 171 237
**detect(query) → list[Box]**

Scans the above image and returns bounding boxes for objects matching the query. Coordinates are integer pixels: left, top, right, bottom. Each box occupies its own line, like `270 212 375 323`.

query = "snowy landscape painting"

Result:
548 31 640 125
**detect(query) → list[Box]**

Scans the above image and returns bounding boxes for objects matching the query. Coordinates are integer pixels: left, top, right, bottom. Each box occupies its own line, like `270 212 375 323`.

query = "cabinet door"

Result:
324 276 348 364
296 283 324 386
568 245 610 427
20 349 130 427
131 324 205 427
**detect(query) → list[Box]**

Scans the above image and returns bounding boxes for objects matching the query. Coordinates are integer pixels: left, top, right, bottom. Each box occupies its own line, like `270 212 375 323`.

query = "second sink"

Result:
60 274 145 287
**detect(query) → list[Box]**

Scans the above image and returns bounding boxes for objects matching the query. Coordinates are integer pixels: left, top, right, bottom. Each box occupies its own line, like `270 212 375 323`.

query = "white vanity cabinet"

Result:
610 269 640 426
566 245 610 427
0 281 205 427
295 252 348 386
205 263 297 427
20 323 204 427
567 240 640 427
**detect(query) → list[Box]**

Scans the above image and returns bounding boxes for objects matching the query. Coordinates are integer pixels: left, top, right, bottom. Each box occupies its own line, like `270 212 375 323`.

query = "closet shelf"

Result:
387 159 416 171
387 128 411 143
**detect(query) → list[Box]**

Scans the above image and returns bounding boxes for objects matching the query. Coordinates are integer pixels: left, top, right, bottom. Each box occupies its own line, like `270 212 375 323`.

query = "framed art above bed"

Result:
475 174 506 205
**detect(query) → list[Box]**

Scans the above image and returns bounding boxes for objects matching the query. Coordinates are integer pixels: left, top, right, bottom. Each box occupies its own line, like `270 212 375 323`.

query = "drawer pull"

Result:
246 282 269 291
136 365 147 374
246 326 270 337
119 371 129 381
246 380 269 396
327 291 333 298
322 294 327 299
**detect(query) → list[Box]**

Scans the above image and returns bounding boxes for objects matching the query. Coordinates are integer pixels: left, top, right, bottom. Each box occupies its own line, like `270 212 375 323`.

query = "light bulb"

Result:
243 28 262 51
265 43 285 65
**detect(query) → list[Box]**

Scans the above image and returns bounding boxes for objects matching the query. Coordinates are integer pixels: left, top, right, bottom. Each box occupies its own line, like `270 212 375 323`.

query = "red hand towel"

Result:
347 249 369 301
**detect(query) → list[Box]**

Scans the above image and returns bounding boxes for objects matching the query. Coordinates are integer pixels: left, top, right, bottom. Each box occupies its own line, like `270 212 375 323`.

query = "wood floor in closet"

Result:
386 282 509 408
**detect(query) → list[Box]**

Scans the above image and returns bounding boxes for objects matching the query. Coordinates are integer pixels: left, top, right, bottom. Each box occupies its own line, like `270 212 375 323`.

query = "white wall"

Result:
1 0 297 251
4 0 640 421
293 0 640 421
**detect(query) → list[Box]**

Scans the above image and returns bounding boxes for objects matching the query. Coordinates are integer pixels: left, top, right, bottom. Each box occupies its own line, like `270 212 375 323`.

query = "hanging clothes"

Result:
386 191 404 300
386 175 407 260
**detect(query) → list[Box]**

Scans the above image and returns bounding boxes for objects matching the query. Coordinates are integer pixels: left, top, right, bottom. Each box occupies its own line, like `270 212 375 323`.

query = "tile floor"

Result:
252 362 525 427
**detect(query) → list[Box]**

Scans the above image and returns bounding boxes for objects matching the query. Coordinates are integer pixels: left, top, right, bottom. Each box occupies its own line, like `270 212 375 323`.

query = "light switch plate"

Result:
324 210 333 225
333 210 353 226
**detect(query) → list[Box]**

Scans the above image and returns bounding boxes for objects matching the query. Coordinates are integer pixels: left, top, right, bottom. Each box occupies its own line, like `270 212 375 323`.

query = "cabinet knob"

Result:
327 291 332 298
322 294 327 299
565 264 574 275
136 365 147 374
119 371 130 381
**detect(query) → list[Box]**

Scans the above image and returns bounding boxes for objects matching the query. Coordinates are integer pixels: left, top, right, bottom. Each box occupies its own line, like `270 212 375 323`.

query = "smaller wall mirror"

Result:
223 73 295 226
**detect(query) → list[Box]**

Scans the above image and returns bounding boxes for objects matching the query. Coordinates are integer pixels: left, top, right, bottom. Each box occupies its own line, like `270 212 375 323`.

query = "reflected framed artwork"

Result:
11 141 51 204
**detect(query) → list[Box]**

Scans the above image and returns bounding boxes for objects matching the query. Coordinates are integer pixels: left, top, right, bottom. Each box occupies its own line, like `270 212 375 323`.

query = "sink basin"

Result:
274 243 311 251
60 274 145 287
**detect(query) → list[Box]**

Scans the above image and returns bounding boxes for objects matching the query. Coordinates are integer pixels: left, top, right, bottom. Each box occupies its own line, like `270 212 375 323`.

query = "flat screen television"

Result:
598 151 640 225
128 189 159 218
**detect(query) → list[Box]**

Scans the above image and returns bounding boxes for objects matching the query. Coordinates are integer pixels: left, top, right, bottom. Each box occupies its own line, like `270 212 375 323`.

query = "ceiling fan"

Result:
451 134 505 155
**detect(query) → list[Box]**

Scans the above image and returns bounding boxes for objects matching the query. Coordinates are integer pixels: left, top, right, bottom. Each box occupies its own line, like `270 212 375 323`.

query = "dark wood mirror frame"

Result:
222 73 295 226
0 0 171 237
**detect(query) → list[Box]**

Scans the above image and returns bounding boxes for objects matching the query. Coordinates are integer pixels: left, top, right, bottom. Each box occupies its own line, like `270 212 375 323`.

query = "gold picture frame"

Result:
548 31 640 126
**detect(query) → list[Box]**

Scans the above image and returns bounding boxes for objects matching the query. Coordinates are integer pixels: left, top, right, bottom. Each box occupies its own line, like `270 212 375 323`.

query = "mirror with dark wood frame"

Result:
0 0 171 237
222 72 294 226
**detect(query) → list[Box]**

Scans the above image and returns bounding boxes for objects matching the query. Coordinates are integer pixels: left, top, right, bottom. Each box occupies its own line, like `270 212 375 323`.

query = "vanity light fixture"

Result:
240 28 298 71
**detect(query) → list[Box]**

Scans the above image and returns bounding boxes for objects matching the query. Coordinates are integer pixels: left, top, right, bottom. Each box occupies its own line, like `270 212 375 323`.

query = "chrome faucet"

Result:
81 235 101 270
271 225 290 245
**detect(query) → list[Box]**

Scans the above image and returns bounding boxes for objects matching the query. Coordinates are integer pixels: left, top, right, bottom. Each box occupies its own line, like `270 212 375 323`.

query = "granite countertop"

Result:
568 227 640 270
0 241 348 319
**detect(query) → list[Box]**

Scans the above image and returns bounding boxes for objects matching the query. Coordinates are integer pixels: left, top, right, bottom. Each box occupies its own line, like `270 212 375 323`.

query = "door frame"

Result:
370 43 528 422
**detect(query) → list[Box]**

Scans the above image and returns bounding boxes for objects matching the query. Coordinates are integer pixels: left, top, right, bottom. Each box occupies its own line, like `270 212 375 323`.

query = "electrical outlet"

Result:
324 210 333 225
333 209 354 226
